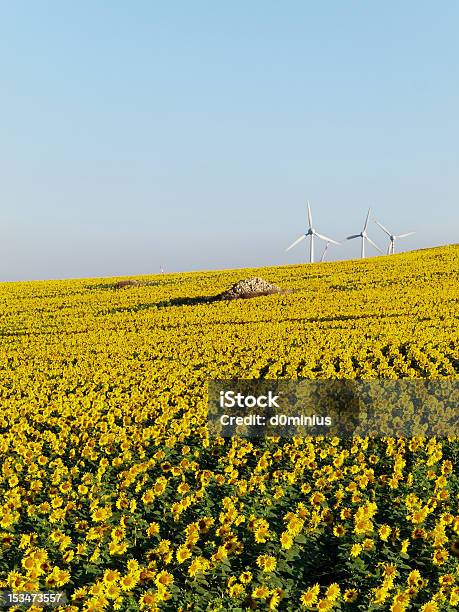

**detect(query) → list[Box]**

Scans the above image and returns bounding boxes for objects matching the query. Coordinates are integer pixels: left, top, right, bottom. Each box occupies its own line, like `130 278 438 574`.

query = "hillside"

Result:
2 245 458 382
0 245 458 610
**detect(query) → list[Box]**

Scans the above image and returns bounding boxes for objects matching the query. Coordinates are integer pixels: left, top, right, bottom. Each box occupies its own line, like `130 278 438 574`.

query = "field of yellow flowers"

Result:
0 245 458 611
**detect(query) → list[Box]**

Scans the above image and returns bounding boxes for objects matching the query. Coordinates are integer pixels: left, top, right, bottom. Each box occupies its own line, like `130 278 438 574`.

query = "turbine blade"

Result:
286 235 306 251
396 232 415 238
374 220 392 237
346 234 360 240
307 200 313 227
363 207 371 231
314 232 340 245
366 236 384 254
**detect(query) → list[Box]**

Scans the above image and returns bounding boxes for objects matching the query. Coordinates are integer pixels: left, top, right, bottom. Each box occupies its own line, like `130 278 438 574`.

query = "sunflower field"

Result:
0 245 458 611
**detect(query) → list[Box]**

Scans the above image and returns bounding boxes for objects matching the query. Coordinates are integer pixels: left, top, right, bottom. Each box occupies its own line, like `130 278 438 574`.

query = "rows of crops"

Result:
0 245 458 610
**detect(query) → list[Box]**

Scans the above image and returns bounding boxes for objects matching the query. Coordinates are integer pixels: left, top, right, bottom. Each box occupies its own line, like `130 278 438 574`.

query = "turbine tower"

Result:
286 201 340 263
374 219 415 255
346 208 383 258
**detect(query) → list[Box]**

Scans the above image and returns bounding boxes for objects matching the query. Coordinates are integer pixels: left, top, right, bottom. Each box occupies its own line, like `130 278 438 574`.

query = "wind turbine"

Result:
374 219 415 255
346 208 383 258
320 241 330 262
286 201 340 263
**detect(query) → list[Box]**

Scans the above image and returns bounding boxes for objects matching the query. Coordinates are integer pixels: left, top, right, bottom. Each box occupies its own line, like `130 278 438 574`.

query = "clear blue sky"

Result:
1 1 458 280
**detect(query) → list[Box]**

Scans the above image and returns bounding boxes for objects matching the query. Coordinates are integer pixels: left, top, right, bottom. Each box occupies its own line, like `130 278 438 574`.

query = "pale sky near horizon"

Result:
1 1 458 281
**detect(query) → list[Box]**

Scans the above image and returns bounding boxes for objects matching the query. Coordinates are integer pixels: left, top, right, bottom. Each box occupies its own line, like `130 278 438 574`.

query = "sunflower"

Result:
256 555 276 572
176 546 192 564
103 569 120 584
155 571 173 587
252 585 270 599
239 571 252 584
300 584 320 607
120 575 137 591
106 584 120 600
343 589 358 603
